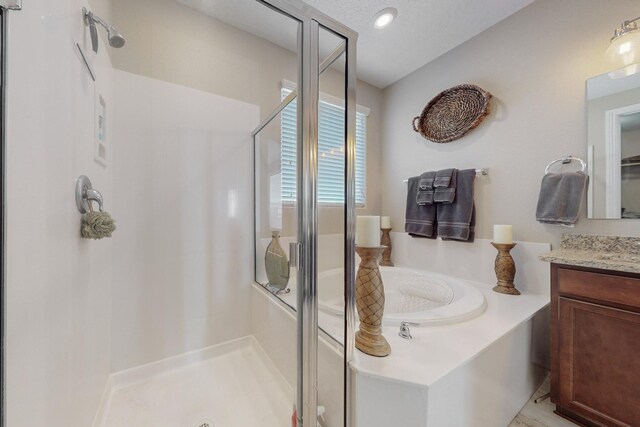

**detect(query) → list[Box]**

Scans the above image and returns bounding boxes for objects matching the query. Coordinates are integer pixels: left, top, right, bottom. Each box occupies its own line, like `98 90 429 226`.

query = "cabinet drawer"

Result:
557 268 640 309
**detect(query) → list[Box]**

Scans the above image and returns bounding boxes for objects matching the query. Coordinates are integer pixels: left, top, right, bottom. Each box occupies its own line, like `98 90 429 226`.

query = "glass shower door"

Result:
253 2 358 425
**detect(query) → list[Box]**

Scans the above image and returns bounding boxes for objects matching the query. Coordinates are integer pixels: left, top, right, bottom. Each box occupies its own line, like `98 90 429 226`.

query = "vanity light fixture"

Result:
373 7 397 29
606 16 640 78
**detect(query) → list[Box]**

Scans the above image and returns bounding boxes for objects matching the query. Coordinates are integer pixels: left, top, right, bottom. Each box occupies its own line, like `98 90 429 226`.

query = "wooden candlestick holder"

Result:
491 242 520 295
355 246 391 357
379 228 394 267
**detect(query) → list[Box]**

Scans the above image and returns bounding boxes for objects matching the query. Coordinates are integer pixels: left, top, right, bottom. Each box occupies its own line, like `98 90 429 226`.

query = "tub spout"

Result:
399 321 418 339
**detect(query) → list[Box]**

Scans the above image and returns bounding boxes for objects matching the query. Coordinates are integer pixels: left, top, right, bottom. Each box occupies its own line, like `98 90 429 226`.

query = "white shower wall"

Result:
111 70 259 371
5 1 114 426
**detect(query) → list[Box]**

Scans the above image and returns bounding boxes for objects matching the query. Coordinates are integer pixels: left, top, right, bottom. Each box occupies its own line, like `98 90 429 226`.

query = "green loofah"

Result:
81 211 116 240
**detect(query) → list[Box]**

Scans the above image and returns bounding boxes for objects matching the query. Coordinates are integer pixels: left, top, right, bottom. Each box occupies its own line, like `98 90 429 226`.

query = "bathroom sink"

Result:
596 253 640 263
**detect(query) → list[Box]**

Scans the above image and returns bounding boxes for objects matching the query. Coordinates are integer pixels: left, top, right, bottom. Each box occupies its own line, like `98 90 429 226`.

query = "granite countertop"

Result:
539 234 640 274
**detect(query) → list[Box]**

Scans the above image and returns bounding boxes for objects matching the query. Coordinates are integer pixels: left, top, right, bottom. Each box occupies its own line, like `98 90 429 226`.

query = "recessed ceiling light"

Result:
373 7 397 29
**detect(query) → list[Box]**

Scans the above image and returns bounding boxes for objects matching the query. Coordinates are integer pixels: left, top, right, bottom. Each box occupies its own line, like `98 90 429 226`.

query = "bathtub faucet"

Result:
399 321 419 339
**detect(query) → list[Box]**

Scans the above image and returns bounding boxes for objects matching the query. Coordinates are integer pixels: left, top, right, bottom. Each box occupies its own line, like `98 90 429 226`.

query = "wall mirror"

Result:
587 71 640 219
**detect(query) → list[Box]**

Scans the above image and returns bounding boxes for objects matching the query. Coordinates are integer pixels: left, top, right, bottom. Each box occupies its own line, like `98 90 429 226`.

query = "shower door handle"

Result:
289 242 302 271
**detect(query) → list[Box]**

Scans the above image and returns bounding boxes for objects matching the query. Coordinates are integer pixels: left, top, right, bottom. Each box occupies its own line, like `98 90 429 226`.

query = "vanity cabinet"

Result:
550 263 640 427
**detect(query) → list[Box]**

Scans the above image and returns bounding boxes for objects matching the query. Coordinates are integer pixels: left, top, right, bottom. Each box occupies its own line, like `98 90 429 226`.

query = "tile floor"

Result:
103 342 291 427
509 374 578 427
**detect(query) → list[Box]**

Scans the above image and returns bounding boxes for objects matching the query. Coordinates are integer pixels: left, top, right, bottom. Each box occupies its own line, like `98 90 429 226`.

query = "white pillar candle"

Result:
493 225 513 244
380 216 391 229
356 216 381 247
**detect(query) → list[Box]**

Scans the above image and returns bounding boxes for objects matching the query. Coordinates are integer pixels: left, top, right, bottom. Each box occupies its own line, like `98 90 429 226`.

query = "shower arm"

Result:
84 10 110 32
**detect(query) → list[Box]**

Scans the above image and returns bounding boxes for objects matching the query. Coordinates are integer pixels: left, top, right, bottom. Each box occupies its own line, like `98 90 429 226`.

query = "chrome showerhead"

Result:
83 7 126 53
107 27 126 48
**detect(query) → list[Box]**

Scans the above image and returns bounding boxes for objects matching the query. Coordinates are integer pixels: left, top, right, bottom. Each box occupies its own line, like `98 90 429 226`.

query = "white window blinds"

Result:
280 87 367 205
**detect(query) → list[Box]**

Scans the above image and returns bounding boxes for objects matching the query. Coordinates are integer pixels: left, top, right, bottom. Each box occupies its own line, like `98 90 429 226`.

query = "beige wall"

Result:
622 127 640 158
110 0 384 239
381 0 640 246
88 0 112 26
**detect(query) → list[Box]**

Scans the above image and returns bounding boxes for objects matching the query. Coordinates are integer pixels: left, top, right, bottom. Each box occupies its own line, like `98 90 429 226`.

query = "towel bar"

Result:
403 168 488 183
544 156 587 174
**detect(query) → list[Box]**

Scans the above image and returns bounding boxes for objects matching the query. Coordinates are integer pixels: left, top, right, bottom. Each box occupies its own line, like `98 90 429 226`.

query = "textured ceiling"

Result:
304 0 534 88
178 0 534 88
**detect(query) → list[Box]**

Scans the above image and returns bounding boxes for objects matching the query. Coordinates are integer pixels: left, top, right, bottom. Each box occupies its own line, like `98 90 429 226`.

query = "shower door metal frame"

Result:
253 1 358 426
0 9 4 425
1 5 12 426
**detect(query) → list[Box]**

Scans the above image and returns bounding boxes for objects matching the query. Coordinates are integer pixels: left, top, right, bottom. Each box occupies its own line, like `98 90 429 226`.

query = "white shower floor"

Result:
102 337 292 427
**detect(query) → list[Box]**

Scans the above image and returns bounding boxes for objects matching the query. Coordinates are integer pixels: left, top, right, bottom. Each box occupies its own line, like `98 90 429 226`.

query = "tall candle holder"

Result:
355 246 391 357
491 242 520 295
379 228 394 267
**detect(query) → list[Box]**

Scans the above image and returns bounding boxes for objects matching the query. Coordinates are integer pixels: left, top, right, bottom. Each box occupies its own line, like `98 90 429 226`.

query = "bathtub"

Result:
288 266 486 326
257 236 552 427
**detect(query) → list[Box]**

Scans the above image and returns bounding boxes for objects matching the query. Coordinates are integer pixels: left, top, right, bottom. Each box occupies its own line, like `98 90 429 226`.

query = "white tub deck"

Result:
353 278 549 387
351 235 552 426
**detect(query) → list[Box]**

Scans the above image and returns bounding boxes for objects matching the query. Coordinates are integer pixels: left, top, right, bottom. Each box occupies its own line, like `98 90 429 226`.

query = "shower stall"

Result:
2 0 358 426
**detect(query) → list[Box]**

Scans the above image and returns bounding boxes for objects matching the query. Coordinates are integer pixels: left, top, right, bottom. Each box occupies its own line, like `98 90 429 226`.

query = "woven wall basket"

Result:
412 84 492 143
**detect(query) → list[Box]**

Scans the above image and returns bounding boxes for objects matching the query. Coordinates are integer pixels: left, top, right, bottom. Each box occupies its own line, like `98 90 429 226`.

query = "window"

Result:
281 86 367 205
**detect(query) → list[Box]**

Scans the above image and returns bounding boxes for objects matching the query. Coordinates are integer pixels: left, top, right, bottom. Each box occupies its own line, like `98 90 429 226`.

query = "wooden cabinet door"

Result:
558 297 640 426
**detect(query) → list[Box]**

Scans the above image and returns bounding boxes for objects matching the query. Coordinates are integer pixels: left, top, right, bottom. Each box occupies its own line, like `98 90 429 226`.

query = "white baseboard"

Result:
109 336 251 389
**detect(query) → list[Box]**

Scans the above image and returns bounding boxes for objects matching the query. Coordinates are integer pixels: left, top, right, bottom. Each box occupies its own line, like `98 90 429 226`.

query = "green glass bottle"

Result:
265 231 290 290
